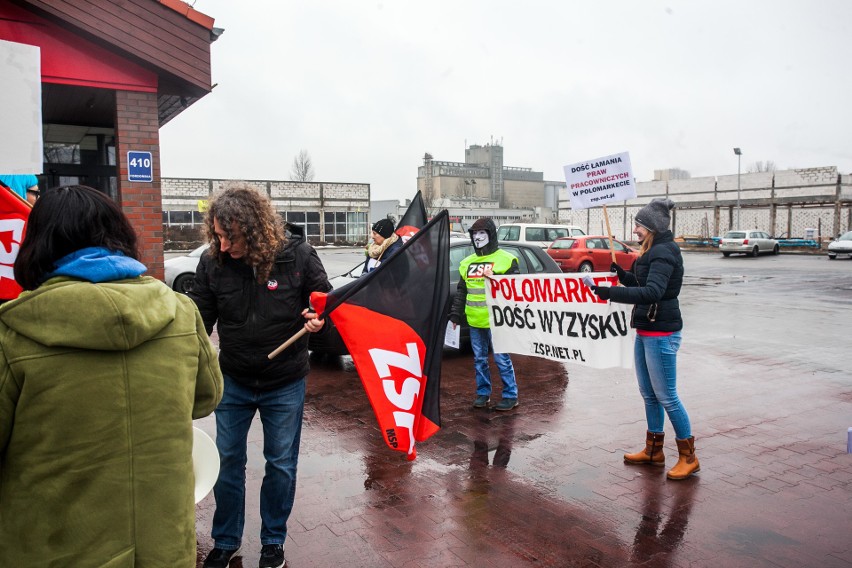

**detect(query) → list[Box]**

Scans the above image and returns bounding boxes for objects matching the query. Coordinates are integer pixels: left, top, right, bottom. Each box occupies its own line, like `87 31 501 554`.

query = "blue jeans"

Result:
634 332 692 439
470 327 518 399
211 374 305 549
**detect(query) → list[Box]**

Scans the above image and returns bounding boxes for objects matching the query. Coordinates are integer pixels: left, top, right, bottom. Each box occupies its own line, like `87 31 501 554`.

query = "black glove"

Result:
610 262 626 279
591 285 611 300
449 314 461 325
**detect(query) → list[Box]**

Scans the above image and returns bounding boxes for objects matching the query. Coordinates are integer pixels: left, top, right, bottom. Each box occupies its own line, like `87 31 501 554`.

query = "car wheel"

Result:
173 273 195 294
579 261 593 273
722 252 730 257
828 253 837 260
773 244 780 255
751 246 759 258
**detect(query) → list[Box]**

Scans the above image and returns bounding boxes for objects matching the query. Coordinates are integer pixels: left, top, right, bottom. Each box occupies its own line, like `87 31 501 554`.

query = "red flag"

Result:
311 211 450 460
0 185 30 300
394 191 427 242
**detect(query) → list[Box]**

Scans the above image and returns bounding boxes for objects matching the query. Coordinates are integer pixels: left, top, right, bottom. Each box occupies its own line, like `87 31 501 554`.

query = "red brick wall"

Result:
115 89 164 279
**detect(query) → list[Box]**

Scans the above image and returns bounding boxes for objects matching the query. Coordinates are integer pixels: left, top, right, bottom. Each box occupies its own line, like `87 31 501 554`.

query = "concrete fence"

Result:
559 166 852 242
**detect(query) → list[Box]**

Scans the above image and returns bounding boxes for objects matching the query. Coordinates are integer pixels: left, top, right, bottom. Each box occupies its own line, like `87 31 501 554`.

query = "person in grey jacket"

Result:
590 198 699 480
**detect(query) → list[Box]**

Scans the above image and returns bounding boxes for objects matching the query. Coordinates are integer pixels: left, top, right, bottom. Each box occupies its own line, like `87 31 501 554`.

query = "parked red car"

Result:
546 235 639 273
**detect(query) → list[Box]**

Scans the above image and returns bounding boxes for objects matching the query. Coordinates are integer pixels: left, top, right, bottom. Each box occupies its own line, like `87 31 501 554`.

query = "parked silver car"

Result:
827 231 852 259
719 230 779 257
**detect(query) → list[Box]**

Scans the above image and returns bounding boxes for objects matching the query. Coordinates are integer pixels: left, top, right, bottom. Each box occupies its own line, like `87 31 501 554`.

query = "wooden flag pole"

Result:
268 328 307 360
603 204 616 264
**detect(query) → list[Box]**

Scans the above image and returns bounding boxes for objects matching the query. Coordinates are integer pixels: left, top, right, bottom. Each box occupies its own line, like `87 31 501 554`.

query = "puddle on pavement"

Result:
684 274 773 286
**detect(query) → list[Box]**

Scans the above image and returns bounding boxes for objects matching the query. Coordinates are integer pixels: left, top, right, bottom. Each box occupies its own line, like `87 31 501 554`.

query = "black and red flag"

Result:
310 211 450 460
394 191 428 241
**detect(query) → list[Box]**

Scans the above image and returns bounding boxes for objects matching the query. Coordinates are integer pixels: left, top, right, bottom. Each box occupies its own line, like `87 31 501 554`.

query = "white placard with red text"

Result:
486 274 635 369
563 151 636 210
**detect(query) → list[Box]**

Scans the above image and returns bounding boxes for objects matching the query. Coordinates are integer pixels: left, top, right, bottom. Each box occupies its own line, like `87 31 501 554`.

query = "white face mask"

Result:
472 230 490 249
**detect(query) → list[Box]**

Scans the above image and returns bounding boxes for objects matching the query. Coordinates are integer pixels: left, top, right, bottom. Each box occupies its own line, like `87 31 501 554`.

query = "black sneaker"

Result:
472 395 490 408
494 398 518 411
203 547 240 568
259 544 286 568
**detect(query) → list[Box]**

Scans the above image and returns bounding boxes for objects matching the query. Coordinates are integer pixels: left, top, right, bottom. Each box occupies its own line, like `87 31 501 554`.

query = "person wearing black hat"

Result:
362 218 403 274
449 217 521 411
589 198 700 481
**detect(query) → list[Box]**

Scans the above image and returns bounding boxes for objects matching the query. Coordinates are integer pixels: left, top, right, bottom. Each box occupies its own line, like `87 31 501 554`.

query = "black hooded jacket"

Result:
189 224 332 389
449 218 519 325
605 230 684 332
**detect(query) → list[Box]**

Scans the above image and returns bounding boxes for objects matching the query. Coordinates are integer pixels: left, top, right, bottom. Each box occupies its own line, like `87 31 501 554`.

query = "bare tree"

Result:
747 161 777 173
290 149 315 182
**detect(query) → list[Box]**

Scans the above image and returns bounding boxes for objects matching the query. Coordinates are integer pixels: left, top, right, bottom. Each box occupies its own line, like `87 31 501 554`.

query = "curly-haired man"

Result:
190 185 331 568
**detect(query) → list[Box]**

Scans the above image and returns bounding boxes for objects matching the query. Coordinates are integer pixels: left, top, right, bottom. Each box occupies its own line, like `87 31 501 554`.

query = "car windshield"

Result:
552 239 575 249
724 232 746 239
189 245 206 257
839 232 852 241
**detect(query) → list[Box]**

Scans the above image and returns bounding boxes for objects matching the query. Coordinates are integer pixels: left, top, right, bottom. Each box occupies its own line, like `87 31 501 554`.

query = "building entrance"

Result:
42 124 117 199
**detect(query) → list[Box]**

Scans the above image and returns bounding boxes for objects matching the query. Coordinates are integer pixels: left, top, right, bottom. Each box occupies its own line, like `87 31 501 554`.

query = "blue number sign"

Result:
127 151 153 182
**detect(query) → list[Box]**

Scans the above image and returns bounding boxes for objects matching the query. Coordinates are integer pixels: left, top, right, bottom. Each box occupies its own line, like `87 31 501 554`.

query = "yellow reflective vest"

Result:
458 249 518 328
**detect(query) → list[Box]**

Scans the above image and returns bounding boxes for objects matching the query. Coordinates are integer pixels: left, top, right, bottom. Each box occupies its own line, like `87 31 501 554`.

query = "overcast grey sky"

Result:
160 1 852 201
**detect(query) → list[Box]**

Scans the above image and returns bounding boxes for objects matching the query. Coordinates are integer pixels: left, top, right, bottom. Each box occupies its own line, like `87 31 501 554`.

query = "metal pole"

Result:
736 154 741 229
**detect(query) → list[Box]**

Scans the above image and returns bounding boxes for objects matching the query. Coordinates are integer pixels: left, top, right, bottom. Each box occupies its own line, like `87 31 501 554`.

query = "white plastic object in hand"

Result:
582 275 595 288
193 426 220 504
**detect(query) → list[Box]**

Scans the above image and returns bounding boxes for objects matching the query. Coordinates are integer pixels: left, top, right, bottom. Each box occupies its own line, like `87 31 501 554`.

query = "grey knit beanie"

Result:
635 198 675 233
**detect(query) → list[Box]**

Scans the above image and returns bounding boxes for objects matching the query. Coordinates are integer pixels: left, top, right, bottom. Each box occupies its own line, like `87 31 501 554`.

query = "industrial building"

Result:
416 142 565 229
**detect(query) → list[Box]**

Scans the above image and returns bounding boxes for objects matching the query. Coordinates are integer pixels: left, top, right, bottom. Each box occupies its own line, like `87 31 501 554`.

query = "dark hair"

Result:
14 185 139 290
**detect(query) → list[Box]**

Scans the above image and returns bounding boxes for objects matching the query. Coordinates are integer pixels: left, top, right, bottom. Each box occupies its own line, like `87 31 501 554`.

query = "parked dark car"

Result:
546 235 638 273
309 238 562 356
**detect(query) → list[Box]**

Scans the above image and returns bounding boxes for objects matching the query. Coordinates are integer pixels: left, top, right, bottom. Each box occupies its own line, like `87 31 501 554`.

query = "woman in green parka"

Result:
0 185 223 567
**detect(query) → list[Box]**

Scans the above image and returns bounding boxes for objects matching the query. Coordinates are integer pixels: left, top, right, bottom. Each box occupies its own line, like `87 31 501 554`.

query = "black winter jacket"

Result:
606 230 684 332
189 225 331 389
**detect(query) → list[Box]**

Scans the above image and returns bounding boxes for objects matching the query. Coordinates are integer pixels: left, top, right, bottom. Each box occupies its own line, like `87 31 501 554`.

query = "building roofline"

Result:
158 0 214 30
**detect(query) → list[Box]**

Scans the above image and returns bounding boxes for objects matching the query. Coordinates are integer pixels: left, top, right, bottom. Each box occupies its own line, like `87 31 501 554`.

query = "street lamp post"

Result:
733 147 742 229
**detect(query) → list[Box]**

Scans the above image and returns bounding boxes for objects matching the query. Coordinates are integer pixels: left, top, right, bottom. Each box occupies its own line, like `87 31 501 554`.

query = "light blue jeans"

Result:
211 374 305 549
634 332 692 439
470 327 518 399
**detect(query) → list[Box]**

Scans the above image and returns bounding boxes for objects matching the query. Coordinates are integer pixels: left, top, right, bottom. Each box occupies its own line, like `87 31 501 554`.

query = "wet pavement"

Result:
195 252 852 567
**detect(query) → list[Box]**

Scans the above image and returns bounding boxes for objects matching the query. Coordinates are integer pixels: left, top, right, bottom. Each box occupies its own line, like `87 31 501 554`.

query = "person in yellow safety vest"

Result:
449 217 520 411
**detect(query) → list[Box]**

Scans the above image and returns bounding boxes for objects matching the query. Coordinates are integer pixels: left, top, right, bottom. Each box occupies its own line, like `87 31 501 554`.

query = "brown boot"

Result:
667 436 700 480
624 431 665 466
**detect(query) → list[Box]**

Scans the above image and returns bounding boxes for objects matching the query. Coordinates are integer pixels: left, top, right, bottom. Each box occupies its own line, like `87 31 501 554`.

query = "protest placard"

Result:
486 274 634 369
563 151 636 210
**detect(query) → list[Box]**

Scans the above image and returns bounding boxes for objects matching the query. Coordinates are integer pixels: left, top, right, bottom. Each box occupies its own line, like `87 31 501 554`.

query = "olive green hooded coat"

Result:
0 276 223 567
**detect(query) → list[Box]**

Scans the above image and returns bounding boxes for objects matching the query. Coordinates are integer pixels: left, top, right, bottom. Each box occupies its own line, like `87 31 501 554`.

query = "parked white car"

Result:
827 231 852 259
719 230 779 257
164 245 206 293
496 223 586 248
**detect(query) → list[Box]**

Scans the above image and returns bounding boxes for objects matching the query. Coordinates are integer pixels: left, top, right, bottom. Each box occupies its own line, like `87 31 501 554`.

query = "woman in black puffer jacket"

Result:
591 198 699 480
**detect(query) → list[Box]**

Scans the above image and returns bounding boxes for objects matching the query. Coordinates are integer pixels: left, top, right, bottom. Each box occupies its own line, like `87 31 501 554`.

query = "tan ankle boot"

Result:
667 436 700 480
624 431 665 466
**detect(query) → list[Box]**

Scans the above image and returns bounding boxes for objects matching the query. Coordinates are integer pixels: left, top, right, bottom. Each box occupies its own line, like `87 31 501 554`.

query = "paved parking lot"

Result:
194 251 852 567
